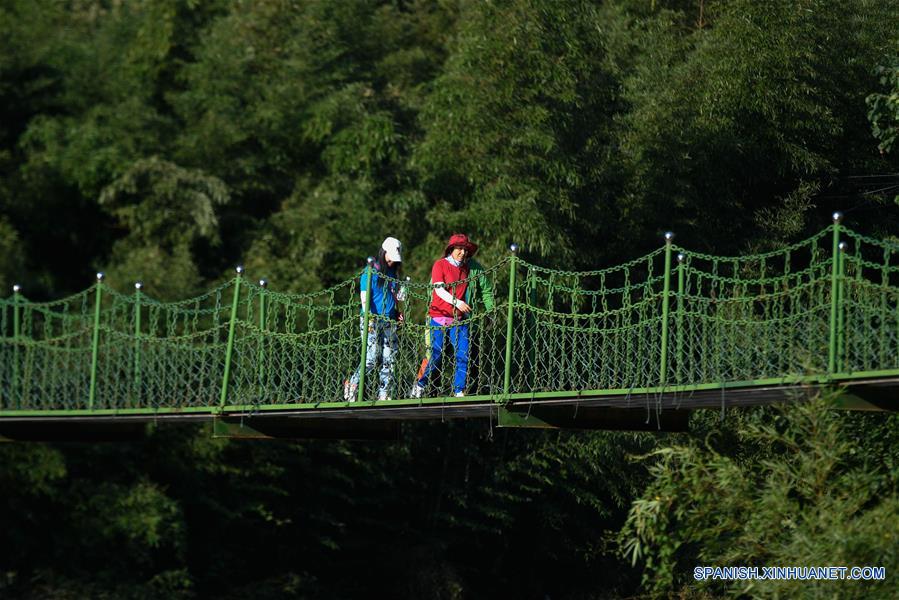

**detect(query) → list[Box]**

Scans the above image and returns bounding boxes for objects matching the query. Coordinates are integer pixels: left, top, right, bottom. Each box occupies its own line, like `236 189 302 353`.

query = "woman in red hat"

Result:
410 233 494 398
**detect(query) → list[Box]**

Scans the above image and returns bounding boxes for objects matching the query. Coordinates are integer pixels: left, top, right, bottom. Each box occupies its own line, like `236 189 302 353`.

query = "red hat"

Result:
443 233 478 258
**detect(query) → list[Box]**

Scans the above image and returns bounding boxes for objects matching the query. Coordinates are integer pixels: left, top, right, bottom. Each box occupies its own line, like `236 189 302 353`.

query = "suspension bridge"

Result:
2 214 898 440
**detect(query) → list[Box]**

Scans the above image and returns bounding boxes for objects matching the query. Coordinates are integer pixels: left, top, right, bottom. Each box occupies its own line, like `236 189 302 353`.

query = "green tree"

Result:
415 0 625 265
2 0 224 296
98 157 230 297
0 216 25 293
173 0 455 288
867 61 899 155
615 0 899 252
621 395 899 597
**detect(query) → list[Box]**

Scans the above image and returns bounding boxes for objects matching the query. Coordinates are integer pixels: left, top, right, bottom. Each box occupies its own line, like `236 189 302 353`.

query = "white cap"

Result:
382 237 403 262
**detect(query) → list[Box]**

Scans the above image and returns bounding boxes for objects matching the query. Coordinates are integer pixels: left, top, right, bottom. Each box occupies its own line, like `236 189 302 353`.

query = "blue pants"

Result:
418 319 470 394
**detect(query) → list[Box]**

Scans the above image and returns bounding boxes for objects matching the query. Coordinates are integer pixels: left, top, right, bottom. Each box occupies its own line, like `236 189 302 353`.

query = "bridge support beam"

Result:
833 383 899 412
212 416 400 440
496 405 690 432
0 420 148 442
828 212 843 374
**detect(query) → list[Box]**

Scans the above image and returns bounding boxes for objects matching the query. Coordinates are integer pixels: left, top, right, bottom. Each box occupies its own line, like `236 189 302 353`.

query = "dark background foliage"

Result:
1 1 898 597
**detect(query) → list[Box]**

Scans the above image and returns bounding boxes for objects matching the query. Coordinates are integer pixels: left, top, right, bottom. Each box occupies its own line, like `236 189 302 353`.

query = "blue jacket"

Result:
360 263 399 318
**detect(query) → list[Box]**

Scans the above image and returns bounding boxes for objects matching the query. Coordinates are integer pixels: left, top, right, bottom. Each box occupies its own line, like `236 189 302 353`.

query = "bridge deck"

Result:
1 376 895 441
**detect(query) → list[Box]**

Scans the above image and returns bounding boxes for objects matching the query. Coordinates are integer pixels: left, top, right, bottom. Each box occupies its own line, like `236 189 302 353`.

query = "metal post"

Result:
827 212 842 375
503 244 519 397
624 271 633 385
219 266 243 408
676 253 685 385
257 279 267 398
528 270 537 391
895 288 899 369
12 284 21 409
853 243 864 371
88 272 104 410
837 242 847 373
879 249 889 366
659 233 674 386
357 258 374 403
133 282 143 409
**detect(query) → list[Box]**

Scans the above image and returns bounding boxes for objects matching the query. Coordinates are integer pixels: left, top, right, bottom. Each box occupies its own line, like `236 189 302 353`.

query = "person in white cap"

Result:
344 237 405 401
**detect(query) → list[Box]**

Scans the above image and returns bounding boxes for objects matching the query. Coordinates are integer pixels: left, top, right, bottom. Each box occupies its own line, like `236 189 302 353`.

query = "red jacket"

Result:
429 257 469 319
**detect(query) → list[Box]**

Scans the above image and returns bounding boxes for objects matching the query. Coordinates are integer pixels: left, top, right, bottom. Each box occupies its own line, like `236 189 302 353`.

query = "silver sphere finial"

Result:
235 265 244 274
677 253 685 263
832 211 843 223
12 284 21 293
366 256 375 266
96 272 105 281
838 241 848 251
258 278 268 288
509 243 520 255
134 281 143 290
664 231 675 242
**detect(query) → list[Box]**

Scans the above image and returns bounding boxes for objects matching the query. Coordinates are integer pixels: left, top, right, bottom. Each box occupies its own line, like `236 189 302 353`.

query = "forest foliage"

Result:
1 0 898 597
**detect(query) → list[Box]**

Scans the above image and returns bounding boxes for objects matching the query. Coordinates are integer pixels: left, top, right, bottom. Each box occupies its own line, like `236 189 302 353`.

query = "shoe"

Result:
454 391 465 398
343 379 358 402
409 383 424 399
377 391 391 401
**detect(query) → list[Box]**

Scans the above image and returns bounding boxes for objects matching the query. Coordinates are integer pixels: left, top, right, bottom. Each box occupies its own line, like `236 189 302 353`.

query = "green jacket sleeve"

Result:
468 259 495 312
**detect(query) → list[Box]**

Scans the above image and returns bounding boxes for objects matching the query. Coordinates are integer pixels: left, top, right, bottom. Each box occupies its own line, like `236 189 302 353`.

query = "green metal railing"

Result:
2 217 899 415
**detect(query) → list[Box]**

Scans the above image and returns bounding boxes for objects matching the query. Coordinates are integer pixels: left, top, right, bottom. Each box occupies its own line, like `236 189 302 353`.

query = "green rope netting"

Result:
2 224 898 411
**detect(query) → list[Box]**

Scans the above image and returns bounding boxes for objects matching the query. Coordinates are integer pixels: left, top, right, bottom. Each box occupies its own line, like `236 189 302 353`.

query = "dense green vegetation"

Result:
1 0 898 597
